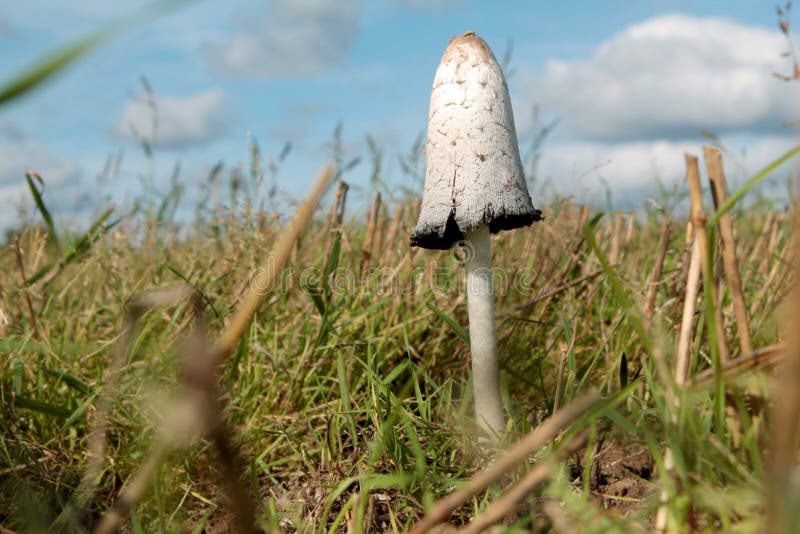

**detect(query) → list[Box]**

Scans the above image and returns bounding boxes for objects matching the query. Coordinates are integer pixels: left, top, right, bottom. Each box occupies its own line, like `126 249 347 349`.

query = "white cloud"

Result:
522 15 798 141
535 136 798 204
114 88 229 149
206 0 366 79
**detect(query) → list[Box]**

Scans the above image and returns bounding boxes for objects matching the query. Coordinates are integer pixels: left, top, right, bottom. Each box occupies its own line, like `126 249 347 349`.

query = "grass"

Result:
0 147 797 532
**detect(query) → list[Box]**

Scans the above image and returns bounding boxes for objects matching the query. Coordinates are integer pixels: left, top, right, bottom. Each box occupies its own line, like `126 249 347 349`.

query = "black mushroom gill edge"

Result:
410 208 544 250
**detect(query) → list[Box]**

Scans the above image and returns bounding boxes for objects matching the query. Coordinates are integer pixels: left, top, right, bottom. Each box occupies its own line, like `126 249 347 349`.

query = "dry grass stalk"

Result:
657 160 711 530
213 165 333 366
96 296 256 534
95 167 332 532
50 285 193 531
327 179 350 232
675 240 702 385
761 212 785 276
499 269 604 319
766 206 800 534
89 286 198 533
384 203 405 252
645 221 671 322
12 237 39 339
325 180 349 253
459 433 587 534
534 216 593 323
94 440 171 534
746 211 774 267
408 391 600 534
609 213 624 266
361 192 382 272
685 153 730 362
691 343 785 387
750 239 792 319
552 322 578 414
703 146 753 356
624 212 636 247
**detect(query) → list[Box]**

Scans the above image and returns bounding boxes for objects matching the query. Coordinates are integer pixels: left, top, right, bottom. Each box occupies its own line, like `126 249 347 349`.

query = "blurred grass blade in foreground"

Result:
0 0 201 107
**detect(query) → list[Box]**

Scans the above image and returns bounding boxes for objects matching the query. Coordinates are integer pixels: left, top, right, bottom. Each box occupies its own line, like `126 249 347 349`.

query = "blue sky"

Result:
1 1 797 233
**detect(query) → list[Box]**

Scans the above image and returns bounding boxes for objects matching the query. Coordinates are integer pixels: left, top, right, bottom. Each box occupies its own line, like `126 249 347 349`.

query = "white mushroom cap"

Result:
411 31 541 250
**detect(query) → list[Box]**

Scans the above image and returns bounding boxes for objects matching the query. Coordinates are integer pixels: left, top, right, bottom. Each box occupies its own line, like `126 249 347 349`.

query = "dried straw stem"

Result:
645 221 671 322
361 192 382 272
12 237 39 338
408 391 600 534
691 343 785 387
767 207 800 533
685 153 730 362
384 203 405 254
213 165 333 367
460 433 587 534
675 240 702 386
703 146 753 355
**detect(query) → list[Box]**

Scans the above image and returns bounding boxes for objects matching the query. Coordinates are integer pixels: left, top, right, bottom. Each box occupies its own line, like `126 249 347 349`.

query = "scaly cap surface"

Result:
411 32 541 250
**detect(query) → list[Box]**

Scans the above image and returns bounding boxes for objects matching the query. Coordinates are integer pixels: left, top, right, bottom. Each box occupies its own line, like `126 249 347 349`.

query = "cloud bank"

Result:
515 15 798 200
115 88 229 149
207 0 366 79
522 14 797 142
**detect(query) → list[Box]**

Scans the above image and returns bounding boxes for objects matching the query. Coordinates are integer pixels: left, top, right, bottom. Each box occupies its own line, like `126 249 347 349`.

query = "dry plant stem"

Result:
213 165 333 367
609 213 623 265
96 168 331 532
691 344 786 388
767 210 800 534
703 146 753 355
646 222 672 322
747 212 774 267
94 441 170 534
464 224 504 437
624 212 635 245
12 237 39 339
750 241 792 319
460 434 587 534
81 287 196 532
499 269 604 319
327 179 349 231
657 221 700 532
57 289 187 529
685 153 730 362
361 192 381 272
384 204 404 251
553 323 577 414
761 213 784 275
675 240 701 385
408 391 600 534
184 327 256 534
326 180 349 252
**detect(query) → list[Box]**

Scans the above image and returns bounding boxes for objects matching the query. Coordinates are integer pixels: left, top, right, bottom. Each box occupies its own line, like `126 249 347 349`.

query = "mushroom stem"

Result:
464 224 505 436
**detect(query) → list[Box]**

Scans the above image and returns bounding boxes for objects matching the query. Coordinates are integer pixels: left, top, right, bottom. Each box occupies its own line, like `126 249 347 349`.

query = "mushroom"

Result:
411 31 542 437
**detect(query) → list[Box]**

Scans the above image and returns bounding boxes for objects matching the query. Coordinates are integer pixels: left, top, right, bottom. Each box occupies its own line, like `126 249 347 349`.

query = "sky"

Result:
1 0 798 234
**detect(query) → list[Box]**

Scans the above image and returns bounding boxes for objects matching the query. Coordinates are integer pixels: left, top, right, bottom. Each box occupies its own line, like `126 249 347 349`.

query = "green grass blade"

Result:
710 144 800 226
0 32 110 106
582 214 653 355
25 205 115 285
13 396 72 418
24 172 61 250
0 0 201 107
40 367 90 395
426 302 469 343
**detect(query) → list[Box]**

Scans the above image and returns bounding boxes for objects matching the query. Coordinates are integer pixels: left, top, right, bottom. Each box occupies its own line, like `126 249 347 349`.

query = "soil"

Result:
573 434 655 516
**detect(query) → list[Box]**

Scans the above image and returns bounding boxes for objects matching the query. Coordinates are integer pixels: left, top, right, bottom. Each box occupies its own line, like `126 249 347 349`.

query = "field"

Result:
0 145 798 532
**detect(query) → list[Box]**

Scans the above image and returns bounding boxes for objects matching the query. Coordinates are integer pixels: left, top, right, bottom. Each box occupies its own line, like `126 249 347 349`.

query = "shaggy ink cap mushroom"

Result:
411 31 542 250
